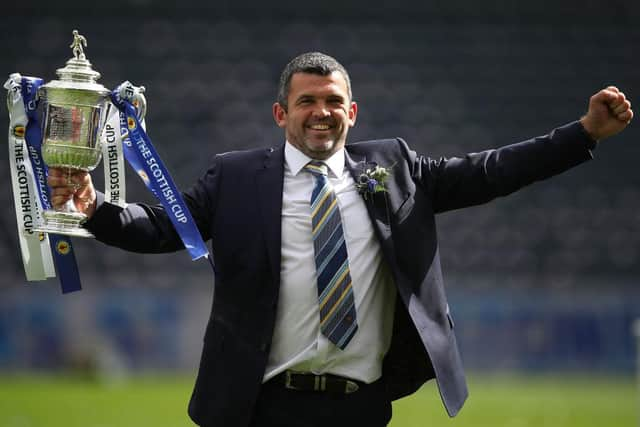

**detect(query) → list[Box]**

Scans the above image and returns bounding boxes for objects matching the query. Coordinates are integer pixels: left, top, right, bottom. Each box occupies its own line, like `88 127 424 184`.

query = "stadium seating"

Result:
1 5 639 289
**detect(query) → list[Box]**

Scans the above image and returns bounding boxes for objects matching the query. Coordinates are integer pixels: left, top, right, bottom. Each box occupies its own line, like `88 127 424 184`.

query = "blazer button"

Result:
260 342 269 352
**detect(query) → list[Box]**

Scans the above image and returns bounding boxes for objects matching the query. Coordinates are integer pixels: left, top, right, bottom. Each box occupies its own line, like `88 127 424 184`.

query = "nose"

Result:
311 103 330 118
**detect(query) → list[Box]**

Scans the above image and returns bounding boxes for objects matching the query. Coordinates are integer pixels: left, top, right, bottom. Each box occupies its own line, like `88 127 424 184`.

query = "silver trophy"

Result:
35 30 145 238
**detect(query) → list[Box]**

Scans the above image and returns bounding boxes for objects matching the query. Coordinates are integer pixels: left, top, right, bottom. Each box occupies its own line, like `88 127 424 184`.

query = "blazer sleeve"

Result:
84 154 222 253
410 121 596 213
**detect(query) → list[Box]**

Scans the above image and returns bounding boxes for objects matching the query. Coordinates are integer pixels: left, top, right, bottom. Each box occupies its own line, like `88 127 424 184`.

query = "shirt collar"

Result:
284 141 345 178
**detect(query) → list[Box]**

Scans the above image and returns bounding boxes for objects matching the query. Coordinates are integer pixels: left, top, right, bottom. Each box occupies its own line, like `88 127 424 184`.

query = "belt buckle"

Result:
283 371 360 394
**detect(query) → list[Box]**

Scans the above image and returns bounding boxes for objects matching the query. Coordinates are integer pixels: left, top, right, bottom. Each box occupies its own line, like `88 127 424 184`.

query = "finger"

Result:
606 85 620 93
73 178 91 189
67 169 89 179
47 175 82 189
68 170 91 185
75 184 95 201
612 99 631 115
47 168 88 178
617 109 633 123
47 168 66 178
608 92 627 108
47 172 90 187
51 186 75 198
47 175 71 187
51 194 73 208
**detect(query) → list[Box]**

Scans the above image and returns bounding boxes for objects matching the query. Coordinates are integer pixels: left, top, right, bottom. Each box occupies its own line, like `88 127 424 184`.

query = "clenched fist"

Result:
580 86 633 142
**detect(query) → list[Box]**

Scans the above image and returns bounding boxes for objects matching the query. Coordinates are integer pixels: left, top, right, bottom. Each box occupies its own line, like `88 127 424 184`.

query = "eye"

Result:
296 97 314 106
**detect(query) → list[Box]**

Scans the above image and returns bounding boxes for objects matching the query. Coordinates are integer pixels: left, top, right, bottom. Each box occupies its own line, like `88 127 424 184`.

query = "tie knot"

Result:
304 161 328 177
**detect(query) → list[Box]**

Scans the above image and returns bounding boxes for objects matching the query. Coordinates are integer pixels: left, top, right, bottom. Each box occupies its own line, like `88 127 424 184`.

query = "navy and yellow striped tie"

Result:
305 161 358 350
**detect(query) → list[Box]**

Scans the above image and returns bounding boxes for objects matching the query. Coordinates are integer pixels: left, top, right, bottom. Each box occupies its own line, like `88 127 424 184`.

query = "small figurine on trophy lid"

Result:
70 30 87 60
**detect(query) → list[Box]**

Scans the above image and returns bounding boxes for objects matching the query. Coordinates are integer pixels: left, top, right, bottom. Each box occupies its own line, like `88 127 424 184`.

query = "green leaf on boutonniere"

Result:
355 163 394 200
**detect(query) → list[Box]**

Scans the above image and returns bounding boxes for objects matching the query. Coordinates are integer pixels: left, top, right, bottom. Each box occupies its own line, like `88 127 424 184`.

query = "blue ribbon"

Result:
21 76 82 294
110 90 209 261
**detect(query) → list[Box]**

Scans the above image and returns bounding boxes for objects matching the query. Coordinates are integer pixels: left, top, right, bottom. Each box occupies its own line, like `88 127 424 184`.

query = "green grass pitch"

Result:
0 374 635 426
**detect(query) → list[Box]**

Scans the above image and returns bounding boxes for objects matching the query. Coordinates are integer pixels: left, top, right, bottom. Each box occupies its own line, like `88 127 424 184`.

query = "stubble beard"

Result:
300 127 348 160
304 138 336 160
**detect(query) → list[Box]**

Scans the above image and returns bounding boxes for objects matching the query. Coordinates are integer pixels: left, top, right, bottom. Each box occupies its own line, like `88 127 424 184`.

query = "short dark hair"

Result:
277 52 352 110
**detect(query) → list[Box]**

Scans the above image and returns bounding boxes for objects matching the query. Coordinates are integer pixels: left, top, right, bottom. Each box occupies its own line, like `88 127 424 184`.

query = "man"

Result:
49 52 632 427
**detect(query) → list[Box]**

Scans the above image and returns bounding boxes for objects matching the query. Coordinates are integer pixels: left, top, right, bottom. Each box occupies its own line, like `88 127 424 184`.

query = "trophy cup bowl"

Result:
35 30 111 238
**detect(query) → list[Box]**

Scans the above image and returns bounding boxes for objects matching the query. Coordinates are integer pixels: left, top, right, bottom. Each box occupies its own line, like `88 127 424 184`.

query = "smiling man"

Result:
273 60 357 160
48 52 632 427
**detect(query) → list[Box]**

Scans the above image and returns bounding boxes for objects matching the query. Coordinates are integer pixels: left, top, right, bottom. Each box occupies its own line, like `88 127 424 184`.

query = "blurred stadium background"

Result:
1 1 639 425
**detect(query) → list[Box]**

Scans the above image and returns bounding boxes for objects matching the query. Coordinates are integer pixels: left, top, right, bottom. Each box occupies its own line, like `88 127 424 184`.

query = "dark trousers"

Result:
248 376 392 427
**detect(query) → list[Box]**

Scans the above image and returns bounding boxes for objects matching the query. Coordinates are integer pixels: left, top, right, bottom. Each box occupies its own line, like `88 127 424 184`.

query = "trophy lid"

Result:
42 30 109 95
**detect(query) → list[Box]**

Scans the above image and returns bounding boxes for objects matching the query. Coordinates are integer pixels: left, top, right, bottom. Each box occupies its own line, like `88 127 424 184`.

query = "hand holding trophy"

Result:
47 167 96 218
6 30 207 292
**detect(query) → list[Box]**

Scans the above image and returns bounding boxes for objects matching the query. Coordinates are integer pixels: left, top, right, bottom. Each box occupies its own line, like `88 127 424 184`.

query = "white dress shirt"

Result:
263 142 396 384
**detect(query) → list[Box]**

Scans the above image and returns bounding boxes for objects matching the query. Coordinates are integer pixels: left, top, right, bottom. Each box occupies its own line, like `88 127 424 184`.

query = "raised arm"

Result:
414 87 632 213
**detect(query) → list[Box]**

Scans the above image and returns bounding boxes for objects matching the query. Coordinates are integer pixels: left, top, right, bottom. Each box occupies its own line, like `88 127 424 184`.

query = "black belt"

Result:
272 371 361 394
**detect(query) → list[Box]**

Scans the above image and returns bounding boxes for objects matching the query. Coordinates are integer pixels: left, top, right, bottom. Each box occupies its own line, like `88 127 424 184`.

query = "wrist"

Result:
579 117 599 148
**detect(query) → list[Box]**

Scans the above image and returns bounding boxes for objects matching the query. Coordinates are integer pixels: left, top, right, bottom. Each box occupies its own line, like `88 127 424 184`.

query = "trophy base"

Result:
35 210 95 239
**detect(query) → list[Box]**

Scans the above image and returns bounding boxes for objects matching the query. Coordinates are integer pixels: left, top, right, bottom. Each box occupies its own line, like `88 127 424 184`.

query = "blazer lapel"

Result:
345 150 392 238
255 146 285 282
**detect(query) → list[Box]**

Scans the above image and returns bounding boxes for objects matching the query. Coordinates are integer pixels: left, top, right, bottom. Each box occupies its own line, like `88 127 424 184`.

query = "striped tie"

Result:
304 161 358 350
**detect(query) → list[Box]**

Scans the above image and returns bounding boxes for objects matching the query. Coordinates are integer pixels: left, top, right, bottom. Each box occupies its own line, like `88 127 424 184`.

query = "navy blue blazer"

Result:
86 121 594 427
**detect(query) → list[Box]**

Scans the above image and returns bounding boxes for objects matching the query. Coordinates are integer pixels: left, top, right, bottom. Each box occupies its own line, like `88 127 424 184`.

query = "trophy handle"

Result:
132 87 147 121
115 80 147 121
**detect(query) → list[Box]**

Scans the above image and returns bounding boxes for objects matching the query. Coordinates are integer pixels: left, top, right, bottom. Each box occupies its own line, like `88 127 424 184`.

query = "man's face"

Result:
273 71 357 160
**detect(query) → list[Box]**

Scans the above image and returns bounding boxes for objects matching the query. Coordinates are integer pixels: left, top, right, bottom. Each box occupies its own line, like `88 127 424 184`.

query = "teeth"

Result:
310 124 330 130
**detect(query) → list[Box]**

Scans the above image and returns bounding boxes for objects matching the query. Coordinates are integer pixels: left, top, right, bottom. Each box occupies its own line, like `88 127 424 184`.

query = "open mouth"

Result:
307 123 332 131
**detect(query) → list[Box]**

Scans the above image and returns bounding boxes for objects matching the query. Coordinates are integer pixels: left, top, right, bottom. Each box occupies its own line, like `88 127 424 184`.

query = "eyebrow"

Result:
295 94 315 104
295 93 346 104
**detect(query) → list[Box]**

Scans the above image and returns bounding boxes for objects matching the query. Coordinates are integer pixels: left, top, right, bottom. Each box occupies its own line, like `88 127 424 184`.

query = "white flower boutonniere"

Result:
355 163 393 200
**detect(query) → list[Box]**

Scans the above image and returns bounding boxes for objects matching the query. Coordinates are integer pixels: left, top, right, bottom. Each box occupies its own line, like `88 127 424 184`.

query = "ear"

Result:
348 101 358 127
273 102 287 128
